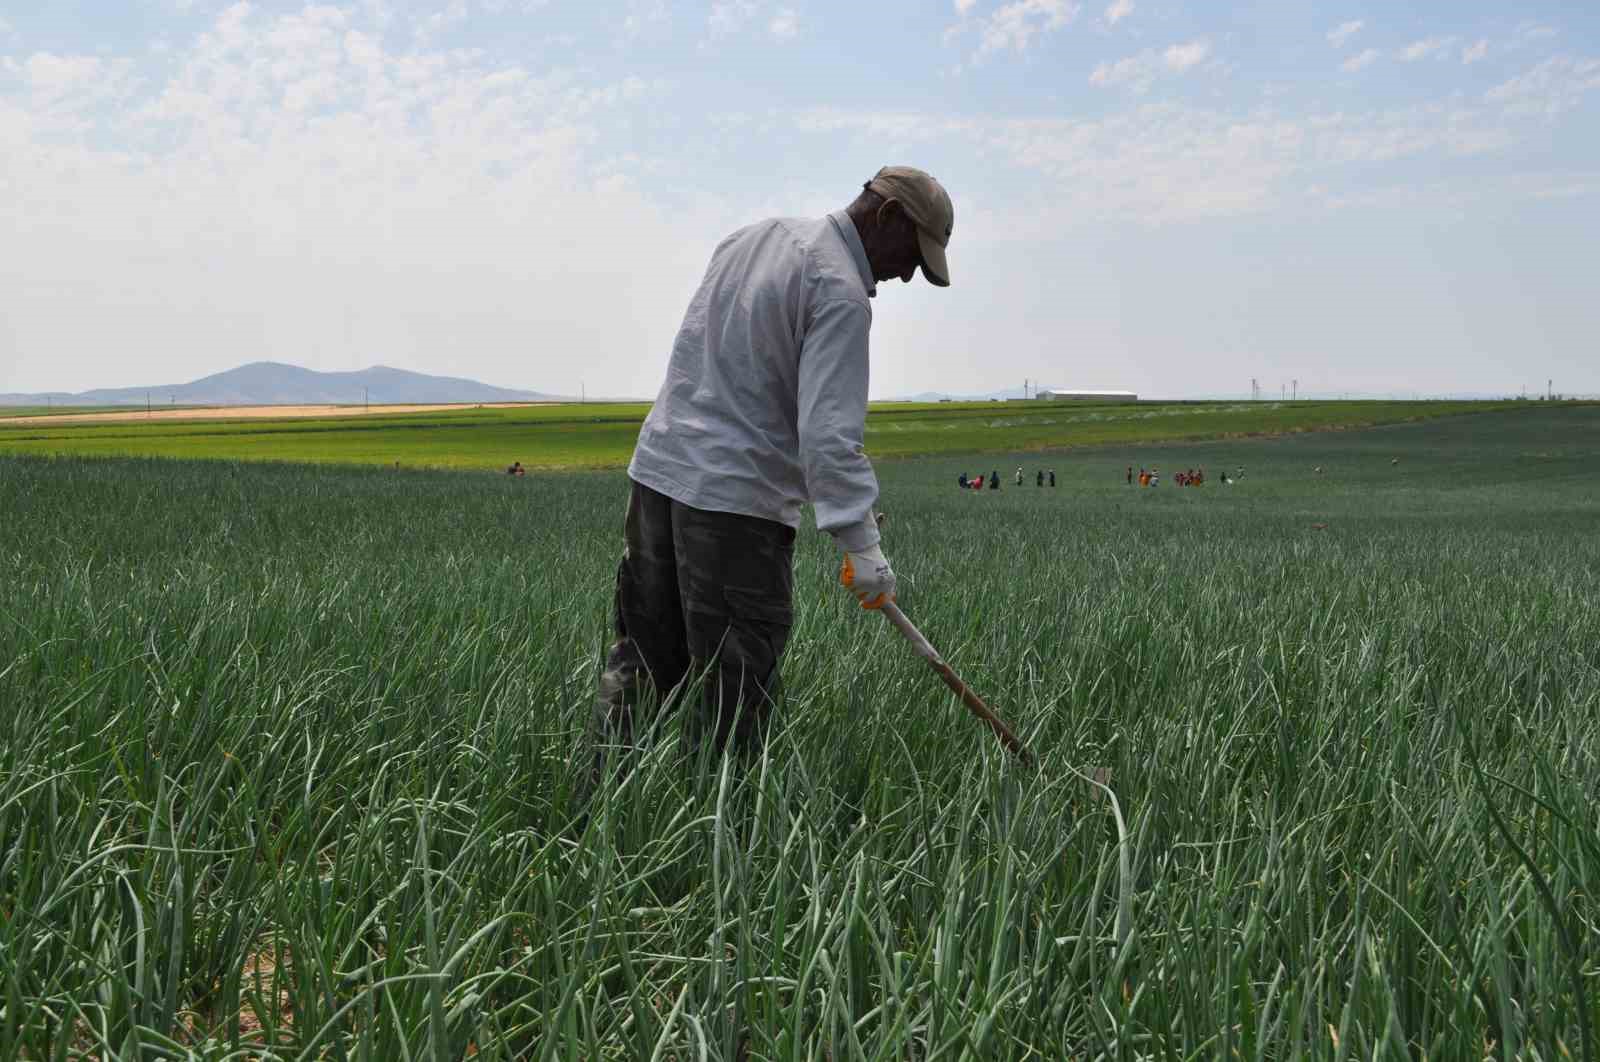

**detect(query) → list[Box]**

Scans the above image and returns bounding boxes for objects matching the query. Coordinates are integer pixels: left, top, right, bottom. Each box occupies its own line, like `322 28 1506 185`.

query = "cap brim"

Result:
917 228 950 287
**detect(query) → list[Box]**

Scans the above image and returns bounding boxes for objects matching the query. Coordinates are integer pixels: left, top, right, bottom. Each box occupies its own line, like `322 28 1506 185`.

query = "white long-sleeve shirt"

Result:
628 210 881 552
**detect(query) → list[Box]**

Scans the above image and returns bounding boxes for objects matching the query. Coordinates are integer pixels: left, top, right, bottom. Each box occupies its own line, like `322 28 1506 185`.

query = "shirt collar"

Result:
828 210 877 298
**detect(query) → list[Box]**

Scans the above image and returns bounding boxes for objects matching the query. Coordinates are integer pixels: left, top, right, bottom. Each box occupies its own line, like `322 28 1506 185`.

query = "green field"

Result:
2 407 1598 1057
0 404 191 419
0 398 1534 470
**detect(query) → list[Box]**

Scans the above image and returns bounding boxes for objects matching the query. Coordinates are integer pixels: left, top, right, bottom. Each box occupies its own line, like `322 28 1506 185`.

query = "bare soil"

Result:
0 402 549 426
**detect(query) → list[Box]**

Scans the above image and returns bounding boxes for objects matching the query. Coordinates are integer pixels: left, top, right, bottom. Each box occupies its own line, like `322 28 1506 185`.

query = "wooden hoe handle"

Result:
878 601 1033 767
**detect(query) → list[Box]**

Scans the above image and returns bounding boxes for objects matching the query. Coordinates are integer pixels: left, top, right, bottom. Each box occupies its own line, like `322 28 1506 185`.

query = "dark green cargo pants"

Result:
586 480 795 788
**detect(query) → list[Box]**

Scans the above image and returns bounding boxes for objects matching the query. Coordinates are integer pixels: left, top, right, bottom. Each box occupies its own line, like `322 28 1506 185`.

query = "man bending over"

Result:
583 166 956 791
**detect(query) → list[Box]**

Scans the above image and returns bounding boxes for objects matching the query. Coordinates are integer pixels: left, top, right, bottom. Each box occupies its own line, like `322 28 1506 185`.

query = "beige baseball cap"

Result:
866 165 954 287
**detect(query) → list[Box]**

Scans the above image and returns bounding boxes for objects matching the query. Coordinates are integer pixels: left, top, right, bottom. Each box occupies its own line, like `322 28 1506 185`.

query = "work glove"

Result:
840 543 896 610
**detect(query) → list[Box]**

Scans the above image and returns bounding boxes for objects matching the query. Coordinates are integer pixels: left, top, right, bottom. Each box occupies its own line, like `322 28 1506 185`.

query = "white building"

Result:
1035 389 1137 403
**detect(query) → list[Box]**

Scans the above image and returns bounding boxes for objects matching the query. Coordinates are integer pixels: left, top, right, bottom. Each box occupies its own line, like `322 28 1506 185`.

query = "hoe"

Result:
879 600 1033 767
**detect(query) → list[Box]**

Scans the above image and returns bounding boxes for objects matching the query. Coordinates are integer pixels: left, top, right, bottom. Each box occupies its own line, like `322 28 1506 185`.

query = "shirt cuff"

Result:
829 515 880 553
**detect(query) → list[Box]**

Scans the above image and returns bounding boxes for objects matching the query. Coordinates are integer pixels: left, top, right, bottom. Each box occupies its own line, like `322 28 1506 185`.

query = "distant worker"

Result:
1015 467 1023 487
958 472 968 489
1049 469 1056 487
584 165 956 797
1126 466 1132 485
989 470 999 490
1036 469 1044 487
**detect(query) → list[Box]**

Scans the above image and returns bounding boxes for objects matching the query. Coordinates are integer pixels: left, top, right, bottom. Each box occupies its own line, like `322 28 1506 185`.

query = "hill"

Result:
0 362 554 407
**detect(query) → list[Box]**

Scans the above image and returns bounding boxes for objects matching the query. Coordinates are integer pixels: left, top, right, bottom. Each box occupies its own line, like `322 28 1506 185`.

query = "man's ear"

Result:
875 197 904 228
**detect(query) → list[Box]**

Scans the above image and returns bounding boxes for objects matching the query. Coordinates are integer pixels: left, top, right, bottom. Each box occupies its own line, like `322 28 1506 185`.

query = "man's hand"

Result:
840 543 896 610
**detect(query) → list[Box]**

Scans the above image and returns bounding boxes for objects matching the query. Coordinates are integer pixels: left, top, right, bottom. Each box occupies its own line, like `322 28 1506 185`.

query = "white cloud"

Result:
623 0 667 35
708 0 758 38
1341 48 1380 73
795 95 1534 226
11 53 107 100
1514 23 1557 46
412 0 467 43
973 0 1080 57
1089 39 1209 92
1462 39 1488 64
704 1 799 43
4 52 142 118
1163 40 1208 72
1401 37 1456 63
1104 0 1133 27
1089 54 1152 90
1486 56 1600 117
955 0 978 13
0 2 705 398
1326 21 1363 49
769 8 798 40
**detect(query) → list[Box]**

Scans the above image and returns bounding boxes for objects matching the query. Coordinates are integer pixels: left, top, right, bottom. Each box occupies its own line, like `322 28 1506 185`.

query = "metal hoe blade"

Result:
879 600 1033 767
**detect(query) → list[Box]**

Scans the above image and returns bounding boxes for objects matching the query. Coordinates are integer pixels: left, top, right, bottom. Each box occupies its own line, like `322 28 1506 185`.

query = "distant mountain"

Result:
890 386 1036 403
0 362 557 407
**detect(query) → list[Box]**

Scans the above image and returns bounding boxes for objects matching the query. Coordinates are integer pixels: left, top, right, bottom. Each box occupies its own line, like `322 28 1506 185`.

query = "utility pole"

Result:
146 391 151 416
580 381 586 405
1251 377 1258 401
1548 378 1553 401
364 386 369 413
1292 379 1297 401
1281 383 1285 401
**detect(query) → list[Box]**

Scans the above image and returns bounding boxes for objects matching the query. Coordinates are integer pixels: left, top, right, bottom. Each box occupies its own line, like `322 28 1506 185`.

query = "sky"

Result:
2 1 1598 400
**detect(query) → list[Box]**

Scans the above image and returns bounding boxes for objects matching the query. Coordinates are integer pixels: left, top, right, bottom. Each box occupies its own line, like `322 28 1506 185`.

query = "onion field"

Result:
2 405 1597 1058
